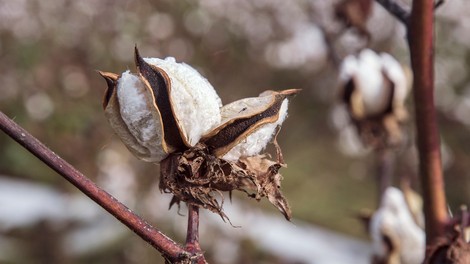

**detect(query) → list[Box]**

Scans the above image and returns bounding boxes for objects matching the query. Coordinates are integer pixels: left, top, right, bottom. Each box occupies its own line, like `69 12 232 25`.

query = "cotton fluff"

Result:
342 49 390 116
115 71 166 162
144 57 222 146
339 49 409 118
220 92 289 161
370 187 425 264
380 53 409 107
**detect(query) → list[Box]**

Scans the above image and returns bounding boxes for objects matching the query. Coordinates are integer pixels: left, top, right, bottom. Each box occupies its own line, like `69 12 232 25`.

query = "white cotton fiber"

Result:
115 71 167 162
339 49 409 117
355 49 390 116
370 187 425 264
380 53 409 105
221 97 289 161
144 57 222 146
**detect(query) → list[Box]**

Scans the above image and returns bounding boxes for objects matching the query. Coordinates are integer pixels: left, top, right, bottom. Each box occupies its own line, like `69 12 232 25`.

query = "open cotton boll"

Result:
370 187 425 264
113 71 167 162
144 57 222 146
221 95 289 161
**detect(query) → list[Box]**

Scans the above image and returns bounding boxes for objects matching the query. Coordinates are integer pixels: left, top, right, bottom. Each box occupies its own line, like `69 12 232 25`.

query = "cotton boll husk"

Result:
221 94 289 161
370 187 425 264
111 71 167 162
144 57 222 146
219 95 275 123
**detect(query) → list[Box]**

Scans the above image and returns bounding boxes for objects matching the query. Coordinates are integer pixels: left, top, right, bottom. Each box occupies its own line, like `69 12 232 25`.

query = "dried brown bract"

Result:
159 144 291 221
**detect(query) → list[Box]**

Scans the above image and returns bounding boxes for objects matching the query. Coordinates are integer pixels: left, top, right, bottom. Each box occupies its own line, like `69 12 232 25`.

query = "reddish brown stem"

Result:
408 0 448 245
185 205 206 263
0 111 188 262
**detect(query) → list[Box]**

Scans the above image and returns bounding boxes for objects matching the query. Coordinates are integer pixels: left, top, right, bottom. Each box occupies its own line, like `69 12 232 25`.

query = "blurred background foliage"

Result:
0 0 469 263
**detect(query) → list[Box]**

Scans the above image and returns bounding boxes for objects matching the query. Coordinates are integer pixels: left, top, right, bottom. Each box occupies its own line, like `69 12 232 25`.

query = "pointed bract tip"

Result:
97 71 119 109
98 71 119 82
281 88 301 97
134 46 154 75
134 46 145 69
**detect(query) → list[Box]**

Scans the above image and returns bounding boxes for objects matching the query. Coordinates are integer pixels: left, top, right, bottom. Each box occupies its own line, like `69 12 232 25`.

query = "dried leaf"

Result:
159 143 291 221
239 155 291 220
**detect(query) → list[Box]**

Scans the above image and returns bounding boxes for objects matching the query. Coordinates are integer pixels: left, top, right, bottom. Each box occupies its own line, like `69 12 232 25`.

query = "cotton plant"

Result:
370 187 425 264
98 47 299 221
338 49 411 148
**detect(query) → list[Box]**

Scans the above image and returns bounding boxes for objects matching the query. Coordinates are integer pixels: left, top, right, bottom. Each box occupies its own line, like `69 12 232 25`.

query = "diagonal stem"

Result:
0 111 187 262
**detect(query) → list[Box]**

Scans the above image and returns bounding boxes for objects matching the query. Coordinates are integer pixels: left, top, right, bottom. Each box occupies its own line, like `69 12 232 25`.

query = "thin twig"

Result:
460 205 469 240
408 0 448 245
0 111 188 263
434 0 445 9
375 0 410 25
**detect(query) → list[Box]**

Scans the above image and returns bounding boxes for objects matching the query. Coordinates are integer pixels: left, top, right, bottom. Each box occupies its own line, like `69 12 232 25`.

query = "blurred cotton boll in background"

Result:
338 49 409 118
337 49 410 149
370 187 425 264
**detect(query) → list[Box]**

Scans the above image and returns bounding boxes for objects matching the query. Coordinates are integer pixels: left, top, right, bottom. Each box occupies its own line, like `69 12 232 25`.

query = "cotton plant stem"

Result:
185 204 206 263
408 0 448 245
375 149 395 205
0 111 188 262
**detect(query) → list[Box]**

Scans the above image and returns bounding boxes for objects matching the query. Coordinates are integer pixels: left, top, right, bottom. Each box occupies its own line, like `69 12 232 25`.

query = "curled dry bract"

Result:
99 47 298 221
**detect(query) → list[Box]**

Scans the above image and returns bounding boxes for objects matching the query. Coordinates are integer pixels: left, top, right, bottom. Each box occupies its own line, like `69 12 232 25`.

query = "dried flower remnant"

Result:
338 49 411 149
99 47 298 221
370 187 425 264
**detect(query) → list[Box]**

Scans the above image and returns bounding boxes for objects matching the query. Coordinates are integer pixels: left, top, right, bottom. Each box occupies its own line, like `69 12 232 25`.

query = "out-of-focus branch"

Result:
0 111 190 263
375 0 410 25
408 0 448 245
375 149 395 204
